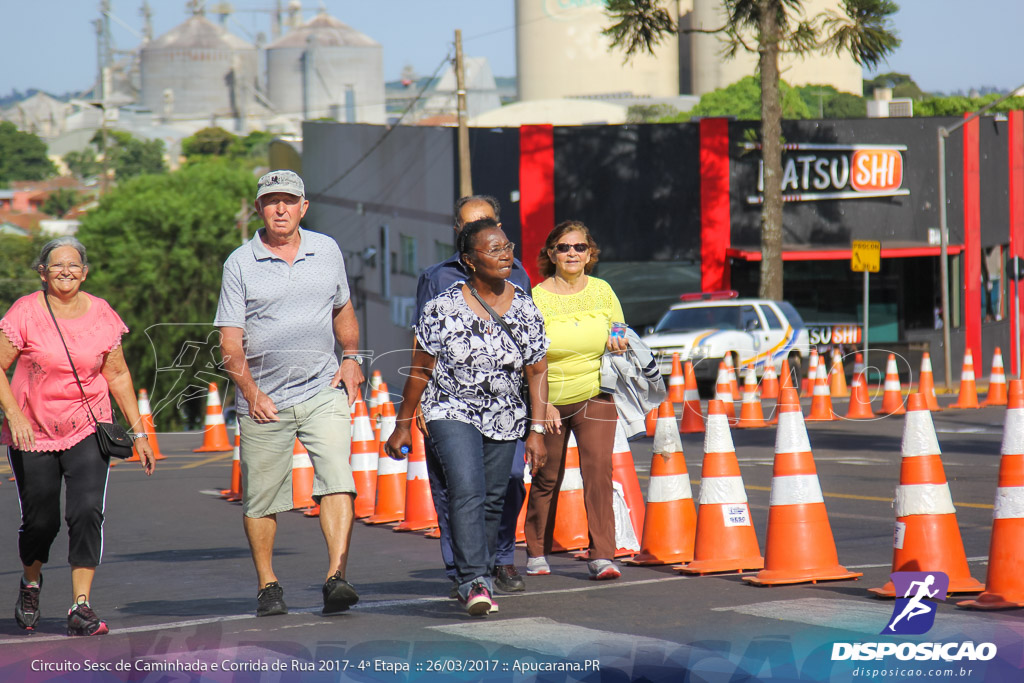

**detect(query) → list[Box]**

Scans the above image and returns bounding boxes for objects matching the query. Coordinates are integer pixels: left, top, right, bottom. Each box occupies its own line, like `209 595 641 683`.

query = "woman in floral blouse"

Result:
387 218 548 616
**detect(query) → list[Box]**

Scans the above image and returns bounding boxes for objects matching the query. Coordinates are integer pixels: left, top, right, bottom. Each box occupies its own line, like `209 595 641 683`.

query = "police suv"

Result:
641 291 812 389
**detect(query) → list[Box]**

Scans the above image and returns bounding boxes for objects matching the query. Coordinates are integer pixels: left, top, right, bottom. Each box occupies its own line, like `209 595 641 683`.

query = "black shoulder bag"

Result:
467 284 532 436
44 293 134 459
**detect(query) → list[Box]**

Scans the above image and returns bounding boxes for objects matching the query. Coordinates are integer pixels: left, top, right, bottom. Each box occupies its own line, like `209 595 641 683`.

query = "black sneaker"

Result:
256 581 287 617
15 575 42 630
322 572 359 615
493 564 525 593
448 579 460 600
67 598 108 637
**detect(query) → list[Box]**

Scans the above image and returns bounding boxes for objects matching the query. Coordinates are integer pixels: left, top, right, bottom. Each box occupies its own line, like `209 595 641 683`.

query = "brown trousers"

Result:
525 393 618 560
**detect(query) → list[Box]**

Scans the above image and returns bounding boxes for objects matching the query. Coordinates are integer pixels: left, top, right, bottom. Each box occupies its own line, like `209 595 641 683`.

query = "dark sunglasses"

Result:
554 243 588 254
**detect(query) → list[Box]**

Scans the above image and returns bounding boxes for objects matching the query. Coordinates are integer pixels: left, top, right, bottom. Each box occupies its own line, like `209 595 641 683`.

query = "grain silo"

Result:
689 0 863 96
265 10 385 124
140 6 258 120
515 0 681 101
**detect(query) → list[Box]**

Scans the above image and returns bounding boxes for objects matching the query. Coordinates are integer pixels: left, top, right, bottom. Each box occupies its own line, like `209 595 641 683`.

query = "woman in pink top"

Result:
0 237 155 637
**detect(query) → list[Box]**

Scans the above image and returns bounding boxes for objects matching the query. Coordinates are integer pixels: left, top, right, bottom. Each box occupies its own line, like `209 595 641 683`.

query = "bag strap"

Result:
466 283 523 355
43 291 101 427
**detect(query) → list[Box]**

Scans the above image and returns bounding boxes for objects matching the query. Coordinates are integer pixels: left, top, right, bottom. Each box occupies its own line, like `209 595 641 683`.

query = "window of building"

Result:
399 235 417 275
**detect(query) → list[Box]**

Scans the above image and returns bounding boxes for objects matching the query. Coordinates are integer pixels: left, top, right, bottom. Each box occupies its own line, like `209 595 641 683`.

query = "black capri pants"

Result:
7 435 110 568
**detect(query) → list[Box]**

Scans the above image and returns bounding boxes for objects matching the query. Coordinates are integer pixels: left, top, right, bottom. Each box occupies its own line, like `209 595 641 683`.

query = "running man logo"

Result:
882 571 950 635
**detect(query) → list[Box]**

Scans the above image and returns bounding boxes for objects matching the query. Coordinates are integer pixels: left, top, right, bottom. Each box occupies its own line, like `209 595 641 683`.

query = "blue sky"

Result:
2 1 1022 97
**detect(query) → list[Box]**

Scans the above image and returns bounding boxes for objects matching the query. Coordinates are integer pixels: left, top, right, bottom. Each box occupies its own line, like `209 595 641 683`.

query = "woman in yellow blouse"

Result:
524 221 627 580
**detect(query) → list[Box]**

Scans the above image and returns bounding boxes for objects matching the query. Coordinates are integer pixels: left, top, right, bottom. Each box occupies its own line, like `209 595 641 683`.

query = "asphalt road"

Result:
0 397 1022 682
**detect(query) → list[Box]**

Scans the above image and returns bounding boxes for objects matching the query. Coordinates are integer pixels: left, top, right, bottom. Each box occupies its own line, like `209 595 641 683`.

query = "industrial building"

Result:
515 0 862 102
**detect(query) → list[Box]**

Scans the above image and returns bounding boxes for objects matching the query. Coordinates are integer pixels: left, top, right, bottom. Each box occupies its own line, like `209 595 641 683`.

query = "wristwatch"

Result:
529 424 545 435
132 432 148 441
342 354 363 365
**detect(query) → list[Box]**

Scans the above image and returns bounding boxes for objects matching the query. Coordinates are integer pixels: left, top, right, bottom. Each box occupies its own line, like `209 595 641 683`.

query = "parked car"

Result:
641 291 811 392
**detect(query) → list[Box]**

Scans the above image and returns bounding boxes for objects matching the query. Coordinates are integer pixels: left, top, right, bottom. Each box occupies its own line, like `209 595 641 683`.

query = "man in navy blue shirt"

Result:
415 195 531 596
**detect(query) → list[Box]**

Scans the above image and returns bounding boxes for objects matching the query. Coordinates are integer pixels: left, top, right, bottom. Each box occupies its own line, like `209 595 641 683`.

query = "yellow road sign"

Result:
851 240 880 273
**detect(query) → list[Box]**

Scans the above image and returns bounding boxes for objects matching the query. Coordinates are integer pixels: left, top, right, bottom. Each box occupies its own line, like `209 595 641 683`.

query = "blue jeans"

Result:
425 430 525 582
425 420 517 598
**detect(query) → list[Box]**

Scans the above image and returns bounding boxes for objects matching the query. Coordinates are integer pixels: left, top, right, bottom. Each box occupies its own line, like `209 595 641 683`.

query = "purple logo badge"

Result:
882 571 949 635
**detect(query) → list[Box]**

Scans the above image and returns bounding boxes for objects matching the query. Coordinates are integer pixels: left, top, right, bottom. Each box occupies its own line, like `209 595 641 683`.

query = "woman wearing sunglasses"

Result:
524 220 627 580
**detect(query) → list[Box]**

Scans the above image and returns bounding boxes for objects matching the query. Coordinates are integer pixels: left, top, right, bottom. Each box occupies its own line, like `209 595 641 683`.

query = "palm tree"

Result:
604 0 900 299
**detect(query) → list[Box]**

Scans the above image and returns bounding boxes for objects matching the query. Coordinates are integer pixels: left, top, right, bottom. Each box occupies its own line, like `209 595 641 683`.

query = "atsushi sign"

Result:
745 143 909 204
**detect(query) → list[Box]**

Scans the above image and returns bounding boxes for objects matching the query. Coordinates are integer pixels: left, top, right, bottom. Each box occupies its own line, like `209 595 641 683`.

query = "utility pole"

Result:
455 29 472 198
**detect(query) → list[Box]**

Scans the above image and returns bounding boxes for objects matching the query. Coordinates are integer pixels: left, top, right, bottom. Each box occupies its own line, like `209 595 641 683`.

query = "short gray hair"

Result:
33 236 89 270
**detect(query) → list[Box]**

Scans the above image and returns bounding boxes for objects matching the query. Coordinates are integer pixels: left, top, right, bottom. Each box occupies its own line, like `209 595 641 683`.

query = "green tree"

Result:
0 121 57 184
41 188 80 218
864 71 925 99
181 126 236 157
91 129 167 180
604 0 900 300
626 103 682 123
914 93 1024 117
75 160 257 429
795 84 866 118
64 148 102 179
692 76 811 119
0 233 47 314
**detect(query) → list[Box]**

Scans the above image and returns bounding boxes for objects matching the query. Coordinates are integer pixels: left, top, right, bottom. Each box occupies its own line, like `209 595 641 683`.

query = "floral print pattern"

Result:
417 283 548 440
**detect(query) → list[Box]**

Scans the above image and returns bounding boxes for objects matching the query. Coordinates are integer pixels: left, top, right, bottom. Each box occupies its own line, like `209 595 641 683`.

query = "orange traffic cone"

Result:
667 352 685 403
779 358 795 393
919 352 941 412
626 401 697 565
952 349 980 409
130 389 164 461
394 417 437 532
350 394 378 519
806 362 837 421
291 439 316 512
611 419 644 557
221 430 242 502
852 352 865 377
737 364 767 429
369 369 383 391
745 388 862 585
867 393 984 596
194 382 233 452
645 407 657 437
802 350 819 396
828 349 850 398
366 401 407 524
959 380 1024 609
679 399 763 575
760 362 780 400
983 347 1008 407
845 371 876 419
877 353 906 416
724 353 741 400
551 432 590 553
713 362 736 423
679 361 704 434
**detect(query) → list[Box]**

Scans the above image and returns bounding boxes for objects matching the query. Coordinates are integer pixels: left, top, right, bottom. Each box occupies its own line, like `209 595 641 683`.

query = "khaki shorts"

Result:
239 385 355 518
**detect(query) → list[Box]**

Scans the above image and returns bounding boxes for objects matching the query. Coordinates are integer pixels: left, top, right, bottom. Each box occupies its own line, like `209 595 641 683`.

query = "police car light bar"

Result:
679 290 739 302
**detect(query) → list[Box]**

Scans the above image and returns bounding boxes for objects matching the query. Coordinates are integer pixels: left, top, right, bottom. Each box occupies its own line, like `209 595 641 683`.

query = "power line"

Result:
318 51 451 197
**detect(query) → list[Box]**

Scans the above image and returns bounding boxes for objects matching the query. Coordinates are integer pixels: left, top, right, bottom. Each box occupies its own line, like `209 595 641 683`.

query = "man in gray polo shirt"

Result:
216 170 365 618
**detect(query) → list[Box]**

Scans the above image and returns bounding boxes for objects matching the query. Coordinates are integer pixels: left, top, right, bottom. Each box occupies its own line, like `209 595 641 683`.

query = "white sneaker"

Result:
588 559 621 581
526 556 550 576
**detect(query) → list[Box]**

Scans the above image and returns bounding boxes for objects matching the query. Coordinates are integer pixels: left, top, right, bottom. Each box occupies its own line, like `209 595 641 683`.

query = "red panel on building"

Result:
1009 111 1024 375
963 114 982 364
700 118 731 291
519 125 555 286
